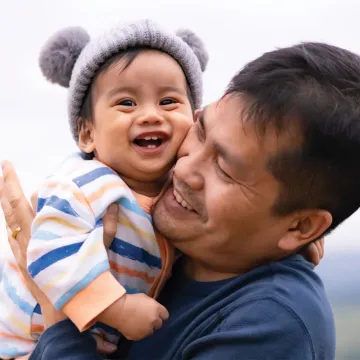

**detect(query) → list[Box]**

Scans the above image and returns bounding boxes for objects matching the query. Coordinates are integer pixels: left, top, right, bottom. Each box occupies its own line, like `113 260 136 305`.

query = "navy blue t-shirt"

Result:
30 254 335 360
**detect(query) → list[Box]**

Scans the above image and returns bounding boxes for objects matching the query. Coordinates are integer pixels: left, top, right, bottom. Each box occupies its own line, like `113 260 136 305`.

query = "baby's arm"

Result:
96 293 169 341
29 166 169 340
28 173 125 331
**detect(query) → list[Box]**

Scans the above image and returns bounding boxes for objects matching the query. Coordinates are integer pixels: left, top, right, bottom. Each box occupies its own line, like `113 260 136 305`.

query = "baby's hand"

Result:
117 293 169 341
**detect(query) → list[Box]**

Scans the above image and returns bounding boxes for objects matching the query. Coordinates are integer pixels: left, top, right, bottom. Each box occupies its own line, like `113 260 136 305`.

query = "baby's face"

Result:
82 50 194 184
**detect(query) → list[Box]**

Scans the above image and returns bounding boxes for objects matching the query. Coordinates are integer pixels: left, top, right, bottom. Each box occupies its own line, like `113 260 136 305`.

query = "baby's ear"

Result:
194 109 201 122
39 27 90 88
176 29 209 72
78 119 96 154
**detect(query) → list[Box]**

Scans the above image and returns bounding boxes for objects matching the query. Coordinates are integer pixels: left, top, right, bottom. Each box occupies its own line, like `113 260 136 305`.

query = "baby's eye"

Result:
160 98 178 106
118 99 136 106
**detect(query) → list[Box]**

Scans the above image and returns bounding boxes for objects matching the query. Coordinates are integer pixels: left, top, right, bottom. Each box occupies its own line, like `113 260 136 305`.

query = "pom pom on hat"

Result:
39 27 90 88
39 19 208 141
176 28 209 72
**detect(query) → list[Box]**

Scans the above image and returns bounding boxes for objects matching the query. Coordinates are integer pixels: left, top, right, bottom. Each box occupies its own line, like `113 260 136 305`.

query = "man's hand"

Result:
93 333 118 355
0 160 67 328
300 237 325 266
0 160 121 355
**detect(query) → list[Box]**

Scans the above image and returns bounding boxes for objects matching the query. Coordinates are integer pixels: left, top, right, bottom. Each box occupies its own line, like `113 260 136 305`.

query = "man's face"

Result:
153 95 297 274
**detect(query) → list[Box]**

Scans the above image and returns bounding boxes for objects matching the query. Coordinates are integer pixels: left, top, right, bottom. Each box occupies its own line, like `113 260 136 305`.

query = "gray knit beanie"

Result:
39 19 209 141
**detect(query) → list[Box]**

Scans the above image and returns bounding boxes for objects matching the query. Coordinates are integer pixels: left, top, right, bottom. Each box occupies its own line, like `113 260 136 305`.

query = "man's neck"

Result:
183 257 241 282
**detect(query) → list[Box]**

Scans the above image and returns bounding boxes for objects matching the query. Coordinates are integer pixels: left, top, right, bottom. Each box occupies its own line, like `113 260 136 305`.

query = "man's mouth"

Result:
173 188 194 211
133 132 169 149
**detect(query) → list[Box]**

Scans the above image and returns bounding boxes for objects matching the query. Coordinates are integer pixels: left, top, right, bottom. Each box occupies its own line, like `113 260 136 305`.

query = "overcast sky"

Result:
0 0 359 258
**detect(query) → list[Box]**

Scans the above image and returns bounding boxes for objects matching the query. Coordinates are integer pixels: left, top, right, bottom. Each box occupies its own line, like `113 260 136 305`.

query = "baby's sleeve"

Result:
27 171 126 331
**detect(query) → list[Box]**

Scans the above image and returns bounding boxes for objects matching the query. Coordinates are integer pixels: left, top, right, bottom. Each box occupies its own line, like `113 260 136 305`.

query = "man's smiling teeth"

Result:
173 189 193 211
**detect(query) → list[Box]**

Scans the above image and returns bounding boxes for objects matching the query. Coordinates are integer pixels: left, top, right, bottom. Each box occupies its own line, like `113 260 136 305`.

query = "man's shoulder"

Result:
264 254 334 329
216 255 335 359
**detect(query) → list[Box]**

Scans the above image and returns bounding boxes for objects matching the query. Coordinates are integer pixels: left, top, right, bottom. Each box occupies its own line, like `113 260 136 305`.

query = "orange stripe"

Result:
31 324 44 334
109 261 155 285
7 260 26 286
44 181 92 212
33 216 86 233
0 330 33 344
87 181 126 204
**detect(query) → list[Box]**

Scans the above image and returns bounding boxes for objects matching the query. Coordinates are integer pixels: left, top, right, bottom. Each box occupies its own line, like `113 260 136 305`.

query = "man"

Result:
3 41 360 359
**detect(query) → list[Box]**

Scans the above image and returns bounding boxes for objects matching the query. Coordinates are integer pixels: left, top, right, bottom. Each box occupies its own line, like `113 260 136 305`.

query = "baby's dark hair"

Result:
78 48 196 125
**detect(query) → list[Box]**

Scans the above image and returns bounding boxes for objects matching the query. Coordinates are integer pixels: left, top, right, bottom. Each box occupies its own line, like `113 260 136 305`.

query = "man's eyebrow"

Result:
215 142 246 173
199 106 246 172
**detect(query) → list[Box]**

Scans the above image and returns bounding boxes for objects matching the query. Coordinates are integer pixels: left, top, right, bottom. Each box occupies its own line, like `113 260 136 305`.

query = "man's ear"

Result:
277 210 332 252
78 119 96 154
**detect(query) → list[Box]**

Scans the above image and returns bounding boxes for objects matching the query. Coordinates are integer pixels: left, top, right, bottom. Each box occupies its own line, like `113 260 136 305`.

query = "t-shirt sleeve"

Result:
27 172 126 330
183 298 314 360
29 320 102 360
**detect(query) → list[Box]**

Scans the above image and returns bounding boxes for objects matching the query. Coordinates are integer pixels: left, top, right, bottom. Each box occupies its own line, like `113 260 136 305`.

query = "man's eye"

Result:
216 161 232 180
118 99 136 106
160 98 177 106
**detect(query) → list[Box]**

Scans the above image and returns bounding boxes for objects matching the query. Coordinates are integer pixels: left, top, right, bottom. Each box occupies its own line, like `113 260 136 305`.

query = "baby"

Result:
0 19 208 358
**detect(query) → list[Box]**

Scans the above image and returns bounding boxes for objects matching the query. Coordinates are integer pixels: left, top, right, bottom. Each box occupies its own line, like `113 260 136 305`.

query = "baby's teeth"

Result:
151 137 158 140
147 145 156 148
145 137 151 140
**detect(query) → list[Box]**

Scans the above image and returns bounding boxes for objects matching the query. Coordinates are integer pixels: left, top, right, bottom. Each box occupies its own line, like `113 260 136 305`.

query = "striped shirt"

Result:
28 153 164 329
0 153 173 357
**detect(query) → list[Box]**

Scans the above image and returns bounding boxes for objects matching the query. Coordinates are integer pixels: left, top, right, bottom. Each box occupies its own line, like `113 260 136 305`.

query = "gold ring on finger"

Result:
11 226 22 240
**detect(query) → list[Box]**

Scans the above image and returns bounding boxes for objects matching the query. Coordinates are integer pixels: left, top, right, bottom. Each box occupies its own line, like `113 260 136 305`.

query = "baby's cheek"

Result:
179 119 193 137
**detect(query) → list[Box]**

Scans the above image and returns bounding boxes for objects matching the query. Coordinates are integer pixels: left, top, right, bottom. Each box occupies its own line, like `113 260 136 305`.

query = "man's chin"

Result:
153 194 183 243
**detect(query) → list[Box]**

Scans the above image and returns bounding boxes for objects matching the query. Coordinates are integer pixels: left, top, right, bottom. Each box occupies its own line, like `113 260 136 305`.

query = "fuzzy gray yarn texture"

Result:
39 19 209 141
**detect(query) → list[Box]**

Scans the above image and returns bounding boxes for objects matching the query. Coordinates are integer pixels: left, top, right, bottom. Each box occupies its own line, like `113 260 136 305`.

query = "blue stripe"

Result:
118 197 152 222
54 260 109 309
110 237 161 269
124 285 143 294
37 196 80 217
34 303 42 314
0 346 28 358
28 242 83 278
37 197 46 212
73 167 116 187
95 219 103 229
3 273 34 316
32 230 61 240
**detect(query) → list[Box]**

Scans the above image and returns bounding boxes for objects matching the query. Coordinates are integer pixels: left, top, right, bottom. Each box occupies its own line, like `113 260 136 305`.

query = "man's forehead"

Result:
200 97 244 132
200 100 227 123
201 96 299 165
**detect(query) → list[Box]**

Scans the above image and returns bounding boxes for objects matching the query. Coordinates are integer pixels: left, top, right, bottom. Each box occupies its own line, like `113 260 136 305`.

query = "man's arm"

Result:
183 298 314 360
29 320 102 360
